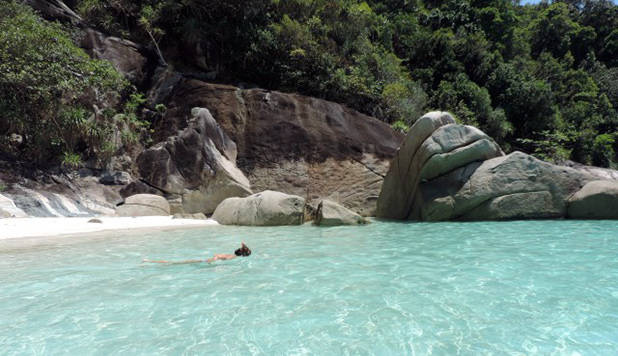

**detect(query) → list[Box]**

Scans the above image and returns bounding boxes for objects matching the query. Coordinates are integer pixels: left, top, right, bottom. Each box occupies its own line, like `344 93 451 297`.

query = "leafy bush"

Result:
0 1 127 164
592 133 616 167
12 0 618 168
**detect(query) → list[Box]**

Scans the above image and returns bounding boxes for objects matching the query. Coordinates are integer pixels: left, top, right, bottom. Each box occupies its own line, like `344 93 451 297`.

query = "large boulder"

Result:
116 194 170 217
417 152 592 221
137 108 252 215
212 190 305 226
374 110 618 221
314 199 368 226
567 180 618 219
149 77 403 216
377 112 503 220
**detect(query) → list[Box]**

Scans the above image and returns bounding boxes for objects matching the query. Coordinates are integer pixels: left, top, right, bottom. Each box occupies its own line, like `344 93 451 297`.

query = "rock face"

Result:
561 161 618 181
116 194 170 216
100 171 132 186
0 163 123 217
212 190 305 226
567 181 618 219
0 194 28 218
149 77 403 216
419 152 592 221
137 108 252 215
81 29 147 84
314 200 368 226
375 111 618 221
376 112 504 220
25 0 82 24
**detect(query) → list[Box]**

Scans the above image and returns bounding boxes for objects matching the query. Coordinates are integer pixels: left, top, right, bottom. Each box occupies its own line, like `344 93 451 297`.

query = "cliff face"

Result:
142 75 404 216
2 0 404 217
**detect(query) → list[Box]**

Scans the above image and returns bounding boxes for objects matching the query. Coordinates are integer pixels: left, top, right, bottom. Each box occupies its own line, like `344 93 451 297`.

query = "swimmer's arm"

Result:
206 254 236 263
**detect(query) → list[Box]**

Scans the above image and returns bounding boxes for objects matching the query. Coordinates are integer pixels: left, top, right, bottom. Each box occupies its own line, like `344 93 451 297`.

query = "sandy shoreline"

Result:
0 216 219 240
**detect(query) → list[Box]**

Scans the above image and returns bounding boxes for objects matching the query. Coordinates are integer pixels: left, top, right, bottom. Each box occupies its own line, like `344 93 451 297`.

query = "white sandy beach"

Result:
0 216 219 240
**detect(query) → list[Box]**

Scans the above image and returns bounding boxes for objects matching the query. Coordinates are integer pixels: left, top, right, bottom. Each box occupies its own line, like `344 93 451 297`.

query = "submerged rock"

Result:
212 190 305 226
116 194 170 217
314 200 368 226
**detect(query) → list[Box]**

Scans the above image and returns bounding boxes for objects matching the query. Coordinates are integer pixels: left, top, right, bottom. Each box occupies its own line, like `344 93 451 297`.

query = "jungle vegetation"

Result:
1 0 617 167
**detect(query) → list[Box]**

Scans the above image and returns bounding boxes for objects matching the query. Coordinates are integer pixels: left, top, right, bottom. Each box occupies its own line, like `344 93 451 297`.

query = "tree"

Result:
0 1 127 164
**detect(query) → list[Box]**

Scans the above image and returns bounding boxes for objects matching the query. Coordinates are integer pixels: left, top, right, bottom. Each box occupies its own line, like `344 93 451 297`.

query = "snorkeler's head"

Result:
235 243 251 257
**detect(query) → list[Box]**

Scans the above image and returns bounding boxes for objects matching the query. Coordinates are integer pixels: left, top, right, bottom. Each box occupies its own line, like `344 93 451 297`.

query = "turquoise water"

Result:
1 221 618 355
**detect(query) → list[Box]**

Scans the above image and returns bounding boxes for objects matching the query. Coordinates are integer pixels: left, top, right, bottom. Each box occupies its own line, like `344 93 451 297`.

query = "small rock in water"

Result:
88 218 103 224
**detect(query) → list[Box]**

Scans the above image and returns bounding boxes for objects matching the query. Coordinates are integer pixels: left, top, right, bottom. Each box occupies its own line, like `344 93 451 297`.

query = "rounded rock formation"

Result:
314 200 368 226
567 180 618 219
212 190 305 226
377 111 504 220
136 107 252 215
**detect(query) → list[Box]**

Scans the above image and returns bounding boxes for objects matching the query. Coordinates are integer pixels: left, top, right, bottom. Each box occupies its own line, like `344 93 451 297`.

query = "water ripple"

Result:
1 221 618 355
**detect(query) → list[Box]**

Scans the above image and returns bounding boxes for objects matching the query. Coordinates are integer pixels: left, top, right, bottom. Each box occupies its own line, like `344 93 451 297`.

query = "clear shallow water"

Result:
1 221 618 355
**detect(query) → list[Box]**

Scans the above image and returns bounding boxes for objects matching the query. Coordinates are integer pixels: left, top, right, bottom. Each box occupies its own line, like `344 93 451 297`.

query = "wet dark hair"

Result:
234 245 251 257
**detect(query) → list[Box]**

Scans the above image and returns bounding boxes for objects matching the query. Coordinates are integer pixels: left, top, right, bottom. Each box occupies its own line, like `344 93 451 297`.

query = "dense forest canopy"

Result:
1 0 617 167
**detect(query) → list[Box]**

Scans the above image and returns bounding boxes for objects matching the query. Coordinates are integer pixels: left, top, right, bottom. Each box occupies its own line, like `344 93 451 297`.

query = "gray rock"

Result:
81 29 146 83
137 108 252 214
314 200 368 226
150 78 403 217
100 171 132 186
116 194 170 217
212 190 305 226
377 111 455 219
78 168 94 177
25 0 82 24
0 194 28 218
419 137 503 180
562 161 618 181
567 180 618 219
419 152 593 221
88 218 103 224
377 112 504 220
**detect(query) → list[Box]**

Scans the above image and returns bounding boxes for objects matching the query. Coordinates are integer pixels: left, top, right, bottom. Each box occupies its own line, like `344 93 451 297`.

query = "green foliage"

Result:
592 133 616 167
155 104 167 114
0 1 127 164
517 130 575 164
9 0 618 168
61 151 83 169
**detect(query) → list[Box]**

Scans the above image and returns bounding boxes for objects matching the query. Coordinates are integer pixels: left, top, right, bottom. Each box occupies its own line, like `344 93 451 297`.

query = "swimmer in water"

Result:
143 242 251 264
